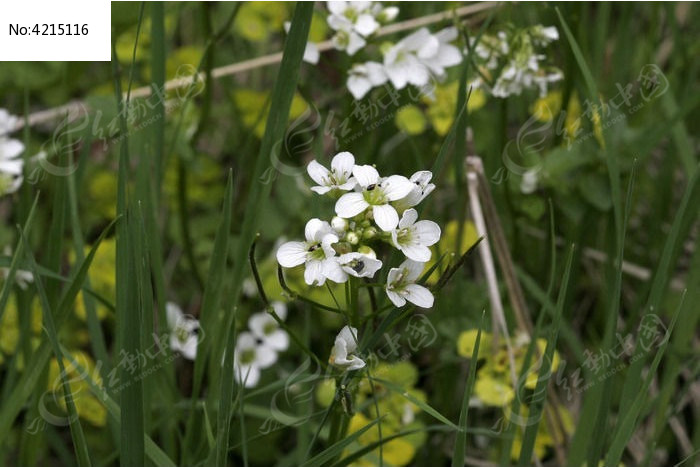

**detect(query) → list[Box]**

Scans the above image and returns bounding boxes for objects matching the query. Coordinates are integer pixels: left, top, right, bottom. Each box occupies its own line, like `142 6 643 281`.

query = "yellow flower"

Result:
425 220 479 285
457 329 492 359
72 238 116 322
346 413 417 466
531 91 562 122
87 171 118 219
232 88 307 138
0 296 42 359
235 2 289 42
424 82 486 136
474 374 514 407
47 351 107 427
395 105 427 135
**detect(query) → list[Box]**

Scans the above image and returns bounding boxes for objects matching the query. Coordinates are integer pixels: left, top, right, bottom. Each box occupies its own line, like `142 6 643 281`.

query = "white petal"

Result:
410 170 433 185
346 32 366 55
400 243 432 262
399 28 431 52
386 289 406 307
382 175 414 201
331 151 355 178
236 363 261 388
337 325 360 350
348 75 372 99
373 204 399 231
352 164 380 187
403 284 434 308
322 258 348 283
311 185 333 195
304 42 320 64
265 330 289 351
306 218 332 242
0 139 24 160
354 14 379 36
398 208 418 228
0 159 23 175
307 160 330 186
335 192 369 218
249 312 274 338
401 259 425 282
365 62 388 85
380 7 399 21
256 344 278 369
417 35 440 59
413 220 441 246
236 332 258 351
181 335 198 360
435 27 458 43
345 356 367 370
271 301 287 321
276 241 307 268
327 1 347 16
166 302 183 329
386 266 402 286
304 260 326 286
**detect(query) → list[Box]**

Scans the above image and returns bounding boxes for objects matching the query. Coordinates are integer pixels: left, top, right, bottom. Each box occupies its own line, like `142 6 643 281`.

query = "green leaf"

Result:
212 3 315 466
300 418 382 467
452 313 485 467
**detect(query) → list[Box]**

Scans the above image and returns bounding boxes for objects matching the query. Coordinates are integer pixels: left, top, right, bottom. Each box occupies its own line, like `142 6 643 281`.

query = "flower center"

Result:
347 258 365 274
343 7 359 22
240 349 256 365
175 327 189 344
396 228 412 245
363 185 387 205
263 321 277 336
307 243 326 260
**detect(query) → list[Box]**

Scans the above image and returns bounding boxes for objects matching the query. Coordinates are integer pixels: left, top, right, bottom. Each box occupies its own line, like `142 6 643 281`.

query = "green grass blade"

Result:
19 231 92 467
518 245 576 466
300 418 382 467
212 3 314 465
0 193 38 324
604 293 684 466
0 217 118 441
452 312 485 467
375 379 458 430
59 349 177 467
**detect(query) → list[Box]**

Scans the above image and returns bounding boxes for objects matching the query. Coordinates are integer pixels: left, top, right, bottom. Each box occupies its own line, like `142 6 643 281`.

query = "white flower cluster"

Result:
469 25 562 98
233 302 290 388
0 109 25 196
276 151 440 309
293 3 462 100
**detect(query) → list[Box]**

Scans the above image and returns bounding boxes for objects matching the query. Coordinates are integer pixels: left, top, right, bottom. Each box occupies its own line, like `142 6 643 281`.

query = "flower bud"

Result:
362 226 377 240
331 216 348 232
346 232 360 245
357 246 377 259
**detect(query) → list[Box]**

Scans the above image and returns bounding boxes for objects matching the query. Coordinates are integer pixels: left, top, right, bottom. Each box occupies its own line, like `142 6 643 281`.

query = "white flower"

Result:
248 301 289 352
372 4 399 23
329 325 365 370
0 137 25 195
393 170 435 211
337 252 383 278
233 331 277 388
385 259 434 308
520 169 539 194
335 165 414 231
166 302 200 360
347 61 388 99
383 27 461 90
0 109 19 137
276 218 345 285
307 151 357 194
327 2 380 56
391 208 440 262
